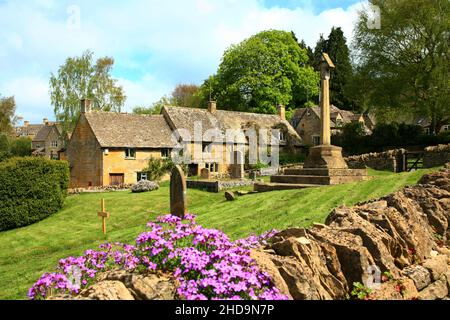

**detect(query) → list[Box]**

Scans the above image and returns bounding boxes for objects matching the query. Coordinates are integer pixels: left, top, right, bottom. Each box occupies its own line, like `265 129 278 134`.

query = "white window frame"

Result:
138 172 148 181
51 140 58 148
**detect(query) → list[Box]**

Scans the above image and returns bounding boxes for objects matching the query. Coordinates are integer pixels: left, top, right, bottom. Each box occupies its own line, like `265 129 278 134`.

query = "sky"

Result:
0 0 366 124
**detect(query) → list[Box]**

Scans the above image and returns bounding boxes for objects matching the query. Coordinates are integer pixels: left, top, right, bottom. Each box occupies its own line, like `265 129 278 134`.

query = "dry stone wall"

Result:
252 164 450 300
344 149 406 172
424 144 450 168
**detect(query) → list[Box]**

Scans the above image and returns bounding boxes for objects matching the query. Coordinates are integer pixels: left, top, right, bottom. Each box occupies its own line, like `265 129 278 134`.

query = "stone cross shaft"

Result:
319 53 335 146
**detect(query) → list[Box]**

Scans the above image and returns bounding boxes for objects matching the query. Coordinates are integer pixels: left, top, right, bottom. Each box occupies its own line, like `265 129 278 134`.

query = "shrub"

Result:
144 157 174 181
278 152 306 165
28 214 288 300
131 180 159 193
0 157 69 231
10 137 32 157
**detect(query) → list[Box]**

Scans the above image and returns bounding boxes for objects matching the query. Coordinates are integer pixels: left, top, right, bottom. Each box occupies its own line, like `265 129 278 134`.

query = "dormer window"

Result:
279 131 286 142
125 148 136 159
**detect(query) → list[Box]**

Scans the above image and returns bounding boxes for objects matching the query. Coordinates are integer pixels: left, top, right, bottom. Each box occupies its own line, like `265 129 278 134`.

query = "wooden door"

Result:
109 173 124 186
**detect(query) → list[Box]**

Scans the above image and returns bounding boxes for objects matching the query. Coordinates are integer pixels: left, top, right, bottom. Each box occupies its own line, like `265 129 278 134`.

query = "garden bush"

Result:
0 157 69 231
28 214 287 300
131 180 159 193
144 157 174 181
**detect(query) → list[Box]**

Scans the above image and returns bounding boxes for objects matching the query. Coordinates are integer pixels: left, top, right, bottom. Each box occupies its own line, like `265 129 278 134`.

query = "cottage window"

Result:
137 172 148 181
443 125 450 132
125 148 136 159
312 136 321 146
161 148 170 158
202 142 212 153
278 131 286 142
205 162 219 173
51 140 58 148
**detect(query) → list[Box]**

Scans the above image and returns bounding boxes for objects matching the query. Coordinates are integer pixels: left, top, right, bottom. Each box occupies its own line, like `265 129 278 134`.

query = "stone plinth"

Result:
303 145 348 169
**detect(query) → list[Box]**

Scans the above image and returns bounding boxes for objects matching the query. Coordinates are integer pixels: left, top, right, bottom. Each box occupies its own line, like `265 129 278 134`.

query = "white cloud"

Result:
0 0 365 123
0 76 51 122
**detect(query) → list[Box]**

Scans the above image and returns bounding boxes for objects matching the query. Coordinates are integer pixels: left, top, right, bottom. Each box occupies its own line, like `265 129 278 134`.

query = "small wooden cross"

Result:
98 198 110 235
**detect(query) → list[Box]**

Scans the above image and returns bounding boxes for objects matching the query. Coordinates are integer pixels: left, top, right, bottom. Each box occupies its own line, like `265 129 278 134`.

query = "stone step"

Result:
271 175 331 185
283 168 368 176
254 182 319 192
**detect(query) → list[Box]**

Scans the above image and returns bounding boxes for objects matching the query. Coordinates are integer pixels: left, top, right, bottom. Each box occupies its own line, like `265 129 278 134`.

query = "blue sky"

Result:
0 0 365 124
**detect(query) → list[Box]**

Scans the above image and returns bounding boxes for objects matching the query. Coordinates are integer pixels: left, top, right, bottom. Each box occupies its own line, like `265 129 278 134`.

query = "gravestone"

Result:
170 165 187 218
224 191 236 201
200 168 211 180
230 150 244 179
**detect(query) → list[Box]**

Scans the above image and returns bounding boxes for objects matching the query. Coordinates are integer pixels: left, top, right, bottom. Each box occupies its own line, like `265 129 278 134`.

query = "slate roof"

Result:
162 106 302 145
84 112 175 148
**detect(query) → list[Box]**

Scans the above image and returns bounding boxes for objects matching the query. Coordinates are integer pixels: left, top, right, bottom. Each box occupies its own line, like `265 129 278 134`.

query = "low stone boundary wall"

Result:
187 179 254 193
424 144 450 168
345 149 406 172
69 184 133 194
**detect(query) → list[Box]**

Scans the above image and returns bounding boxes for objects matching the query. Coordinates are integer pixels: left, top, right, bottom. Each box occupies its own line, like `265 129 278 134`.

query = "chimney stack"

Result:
23 121 29 127
43 118 49 125
80 99 92 113
208 100 217 113
277 104 286 121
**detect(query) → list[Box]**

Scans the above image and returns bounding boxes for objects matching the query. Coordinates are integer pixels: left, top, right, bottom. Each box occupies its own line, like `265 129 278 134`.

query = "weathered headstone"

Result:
170 165 187 218
224 191 236 201
230 150 244 179
200 168 211 180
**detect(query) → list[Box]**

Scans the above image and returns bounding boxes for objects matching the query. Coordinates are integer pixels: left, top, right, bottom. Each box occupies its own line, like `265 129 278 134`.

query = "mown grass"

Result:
0 167 438 299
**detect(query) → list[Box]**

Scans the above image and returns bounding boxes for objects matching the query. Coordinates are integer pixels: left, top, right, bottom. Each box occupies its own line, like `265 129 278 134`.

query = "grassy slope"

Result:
0 168 437 299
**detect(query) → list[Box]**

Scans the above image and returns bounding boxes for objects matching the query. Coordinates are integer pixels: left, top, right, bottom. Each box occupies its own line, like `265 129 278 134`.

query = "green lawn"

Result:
0 168 438 299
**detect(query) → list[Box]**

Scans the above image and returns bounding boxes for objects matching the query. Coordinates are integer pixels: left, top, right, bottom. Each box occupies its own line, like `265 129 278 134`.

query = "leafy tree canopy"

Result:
352 0 450 133
50 50 126 138
204 30 319 114
0 95 17 136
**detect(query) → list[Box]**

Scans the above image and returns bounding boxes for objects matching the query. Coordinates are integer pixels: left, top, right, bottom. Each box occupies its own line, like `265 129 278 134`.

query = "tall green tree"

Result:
171 84 202 108
50 50 126 138
313 28 353 109
0 95 17 135
353 0 450 133
208 30 319 114
132 96 171 115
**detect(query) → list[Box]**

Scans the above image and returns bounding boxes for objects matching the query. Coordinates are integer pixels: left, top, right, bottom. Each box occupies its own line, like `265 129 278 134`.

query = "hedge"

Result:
0 157 69 231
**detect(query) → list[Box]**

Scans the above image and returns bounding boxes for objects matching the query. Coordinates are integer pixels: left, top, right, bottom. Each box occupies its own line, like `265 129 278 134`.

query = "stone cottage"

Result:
67 100 175 188
67 100 302 188
162 102 302 177
15 119 47 140
290 105 375 146
31 123 66 159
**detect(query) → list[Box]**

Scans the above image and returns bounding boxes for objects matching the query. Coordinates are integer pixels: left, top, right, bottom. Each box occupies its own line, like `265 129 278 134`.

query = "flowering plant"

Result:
28 214 288 300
